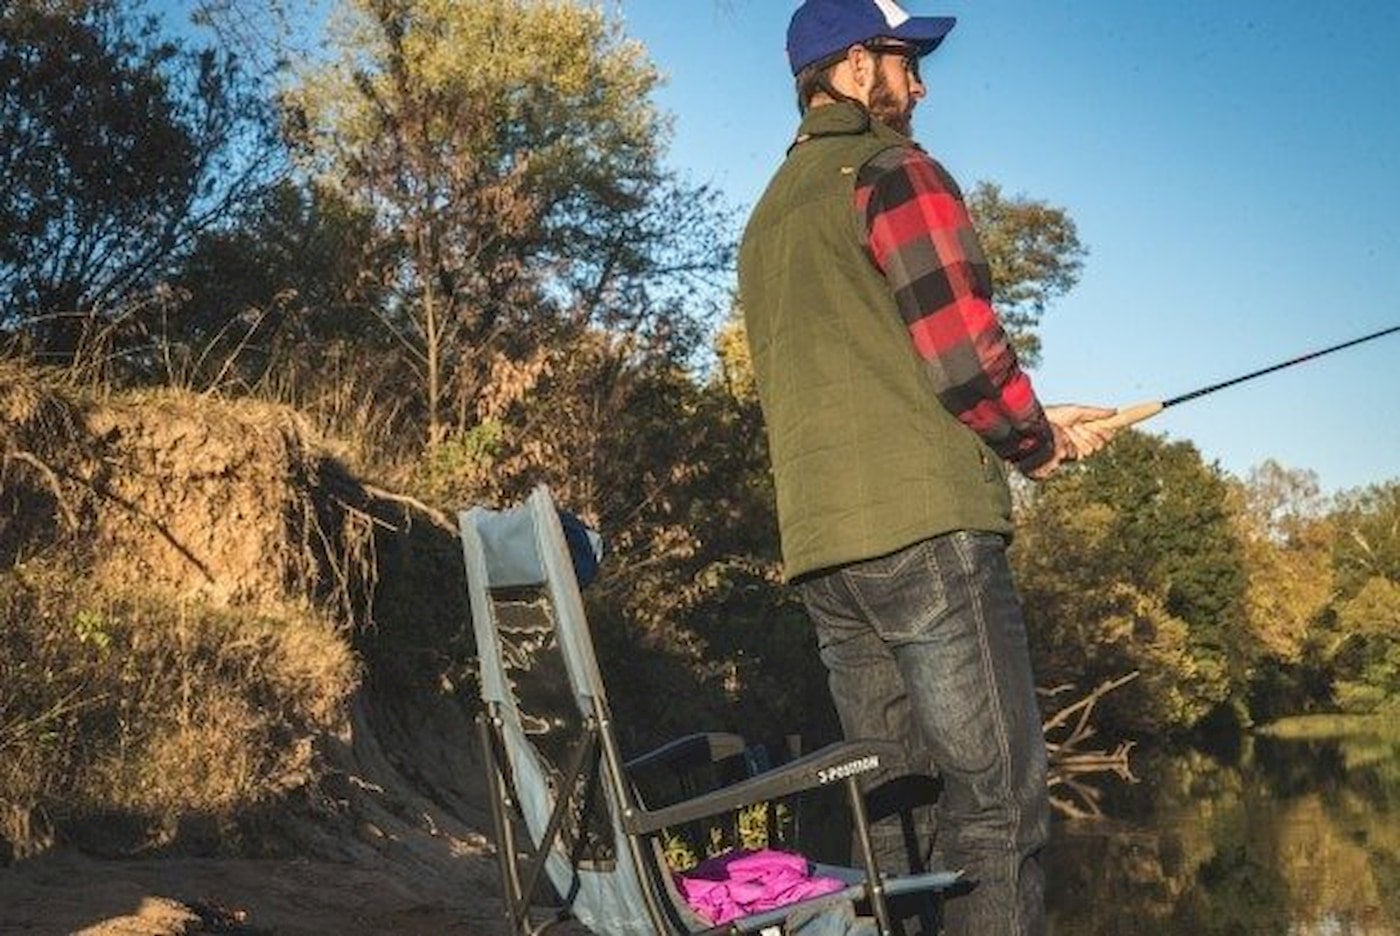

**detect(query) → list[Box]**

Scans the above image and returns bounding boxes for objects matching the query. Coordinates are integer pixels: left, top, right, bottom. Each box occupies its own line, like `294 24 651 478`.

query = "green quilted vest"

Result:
738 103 1013 580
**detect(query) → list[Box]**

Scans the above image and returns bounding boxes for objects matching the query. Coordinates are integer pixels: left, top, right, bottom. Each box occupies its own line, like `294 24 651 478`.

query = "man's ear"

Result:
830 44 874 103
847 44 878 99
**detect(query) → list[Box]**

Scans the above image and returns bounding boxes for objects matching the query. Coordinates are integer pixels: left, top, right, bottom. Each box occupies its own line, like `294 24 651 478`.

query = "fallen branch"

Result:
360 482 454 530
1040 672 1141 818
1042 671 1140 749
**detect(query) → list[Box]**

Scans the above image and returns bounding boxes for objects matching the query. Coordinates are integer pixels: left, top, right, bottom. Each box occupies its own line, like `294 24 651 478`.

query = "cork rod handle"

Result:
1085 399 1165 433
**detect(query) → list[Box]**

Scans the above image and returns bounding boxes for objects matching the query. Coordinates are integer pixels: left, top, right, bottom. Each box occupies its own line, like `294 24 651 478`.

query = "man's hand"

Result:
1024 404 1119 480
1048 403 1119 459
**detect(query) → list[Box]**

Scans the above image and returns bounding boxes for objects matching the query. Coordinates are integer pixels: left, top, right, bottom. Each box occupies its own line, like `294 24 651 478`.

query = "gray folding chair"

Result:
461 485 961 935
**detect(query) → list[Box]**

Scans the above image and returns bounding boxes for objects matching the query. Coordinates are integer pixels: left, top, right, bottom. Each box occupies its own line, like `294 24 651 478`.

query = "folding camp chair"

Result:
461 485 961 935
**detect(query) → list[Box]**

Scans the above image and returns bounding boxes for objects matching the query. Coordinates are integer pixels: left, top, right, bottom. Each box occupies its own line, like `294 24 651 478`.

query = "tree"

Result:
1331 481 1400 596
281 0 732 448
168 179 394 392
186 0 306 77
1330 576 1400 712
1014 431 1247 733
1233 461 1337 719
1235 461 1335 665
966 181 1086 367
0 0 280 360
1323 481 1400 712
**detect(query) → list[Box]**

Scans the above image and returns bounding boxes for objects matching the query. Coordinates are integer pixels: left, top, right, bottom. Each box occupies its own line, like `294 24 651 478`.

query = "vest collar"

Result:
790 101 917 154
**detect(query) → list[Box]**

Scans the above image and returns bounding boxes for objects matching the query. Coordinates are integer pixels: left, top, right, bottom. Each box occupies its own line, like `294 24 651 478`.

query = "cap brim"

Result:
890 15 956 56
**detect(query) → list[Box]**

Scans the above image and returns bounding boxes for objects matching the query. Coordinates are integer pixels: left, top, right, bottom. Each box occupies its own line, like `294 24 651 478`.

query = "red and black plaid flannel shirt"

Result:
855 146 1055 472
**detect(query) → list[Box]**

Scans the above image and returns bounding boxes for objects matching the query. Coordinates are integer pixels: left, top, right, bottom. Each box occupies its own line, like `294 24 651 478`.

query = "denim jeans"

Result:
797 531 1049 936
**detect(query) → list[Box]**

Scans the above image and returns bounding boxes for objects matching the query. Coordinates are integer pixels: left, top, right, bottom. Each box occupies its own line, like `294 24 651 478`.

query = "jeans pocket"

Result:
840 539 949 642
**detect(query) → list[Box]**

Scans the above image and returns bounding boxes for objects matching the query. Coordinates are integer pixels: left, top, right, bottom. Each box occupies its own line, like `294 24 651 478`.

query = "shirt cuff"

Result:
1008 424 1057 474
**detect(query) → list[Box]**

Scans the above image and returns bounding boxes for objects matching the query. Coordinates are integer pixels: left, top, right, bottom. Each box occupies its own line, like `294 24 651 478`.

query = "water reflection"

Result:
1045 722 1400 935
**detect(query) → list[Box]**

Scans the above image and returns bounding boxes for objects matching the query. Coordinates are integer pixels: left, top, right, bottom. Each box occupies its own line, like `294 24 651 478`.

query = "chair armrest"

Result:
622 738 900 836
624 732 748 775
625 732 751 811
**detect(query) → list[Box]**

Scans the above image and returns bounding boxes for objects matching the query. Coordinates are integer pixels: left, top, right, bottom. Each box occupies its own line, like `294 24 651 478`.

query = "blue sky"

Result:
616 0 1400 495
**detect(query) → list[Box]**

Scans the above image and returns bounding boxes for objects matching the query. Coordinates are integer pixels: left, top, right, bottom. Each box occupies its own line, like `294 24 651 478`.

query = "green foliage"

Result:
660 801 797 873
1020 452 1400 727
71 608 112 652
1234 461 1334 666
280 0 733 446
1310 481 1400 713
413 419 505 503
10 0 1400 843
1330 577 1400 713
1331 481 1400 595
166 180 390 389
966 181 1086 367
1015 431 1245 732
677 561 839 746
1232 462 1337 719
0 0 280 358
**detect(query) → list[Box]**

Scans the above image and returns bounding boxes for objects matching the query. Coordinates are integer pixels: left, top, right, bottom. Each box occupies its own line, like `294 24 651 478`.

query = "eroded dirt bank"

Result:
1 365 564 934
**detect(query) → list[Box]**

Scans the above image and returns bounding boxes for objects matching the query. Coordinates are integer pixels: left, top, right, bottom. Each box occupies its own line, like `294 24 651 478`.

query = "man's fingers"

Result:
1044 402 1124 460
1052 424 1077 463
1065 424 1109 457
1078 421 1114 447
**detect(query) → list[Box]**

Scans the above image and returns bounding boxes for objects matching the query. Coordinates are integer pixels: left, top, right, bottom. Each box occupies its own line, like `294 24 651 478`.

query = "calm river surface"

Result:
1043 717 1400 935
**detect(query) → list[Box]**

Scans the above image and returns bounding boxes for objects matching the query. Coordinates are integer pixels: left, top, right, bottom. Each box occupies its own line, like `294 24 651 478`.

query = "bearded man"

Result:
737 2 1117 933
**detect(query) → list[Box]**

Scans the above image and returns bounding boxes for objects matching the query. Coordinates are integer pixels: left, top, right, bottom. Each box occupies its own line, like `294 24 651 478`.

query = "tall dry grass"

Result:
0 559 356 857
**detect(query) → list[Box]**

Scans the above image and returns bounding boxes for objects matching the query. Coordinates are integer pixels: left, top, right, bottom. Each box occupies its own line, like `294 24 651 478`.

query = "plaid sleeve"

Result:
855 146 1055 472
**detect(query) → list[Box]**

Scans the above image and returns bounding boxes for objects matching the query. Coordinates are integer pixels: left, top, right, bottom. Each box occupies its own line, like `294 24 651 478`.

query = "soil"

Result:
0 849 511 935
0 701 598 936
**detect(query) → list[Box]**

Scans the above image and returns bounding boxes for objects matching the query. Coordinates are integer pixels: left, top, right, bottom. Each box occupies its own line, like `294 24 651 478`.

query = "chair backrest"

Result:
461 486 687 934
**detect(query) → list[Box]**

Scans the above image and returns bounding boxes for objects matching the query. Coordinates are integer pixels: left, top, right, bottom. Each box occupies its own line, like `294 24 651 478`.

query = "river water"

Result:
1043 718 1400 935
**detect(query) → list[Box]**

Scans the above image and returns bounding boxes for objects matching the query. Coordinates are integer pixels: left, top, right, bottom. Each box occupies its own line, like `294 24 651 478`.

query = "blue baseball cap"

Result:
787 0 956 76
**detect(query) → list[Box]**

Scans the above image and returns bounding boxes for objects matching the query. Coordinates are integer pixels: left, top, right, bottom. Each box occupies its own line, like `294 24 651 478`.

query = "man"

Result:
736 1 1117 934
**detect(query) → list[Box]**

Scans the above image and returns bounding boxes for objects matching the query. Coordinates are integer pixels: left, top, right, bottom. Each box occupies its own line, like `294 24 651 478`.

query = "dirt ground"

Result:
0 849 594 935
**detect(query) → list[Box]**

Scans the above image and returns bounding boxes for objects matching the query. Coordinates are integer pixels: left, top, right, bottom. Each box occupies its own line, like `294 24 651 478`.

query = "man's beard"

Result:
868 70 913 137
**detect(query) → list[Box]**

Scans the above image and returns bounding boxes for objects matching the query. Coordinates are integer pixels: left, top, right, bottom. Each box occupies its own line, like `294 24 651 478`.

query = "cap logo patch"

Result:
873 0 911 28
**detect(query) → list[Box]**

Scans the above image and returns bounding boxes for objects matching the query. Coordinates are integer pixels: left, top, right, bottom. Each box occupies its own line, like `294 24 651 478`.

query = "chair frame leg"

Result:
847 775 893 936
479 711 526 932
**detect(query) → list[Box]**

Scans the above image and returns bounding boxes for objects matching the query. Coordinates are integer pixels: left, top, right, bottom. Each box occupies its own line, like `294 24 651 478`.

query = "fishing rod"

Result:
1089 323 1400 432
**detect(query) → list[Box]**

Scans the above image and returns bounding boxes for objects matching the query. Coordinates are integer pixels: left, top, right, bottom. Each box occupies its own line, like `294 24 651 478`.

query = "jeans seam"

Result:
954 531 1022 935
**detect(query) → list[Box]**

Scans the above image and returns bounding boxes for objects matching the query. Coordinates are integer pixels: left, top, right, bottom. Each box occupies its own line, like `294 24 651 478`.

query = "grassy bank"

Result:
1255 713 1399 740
